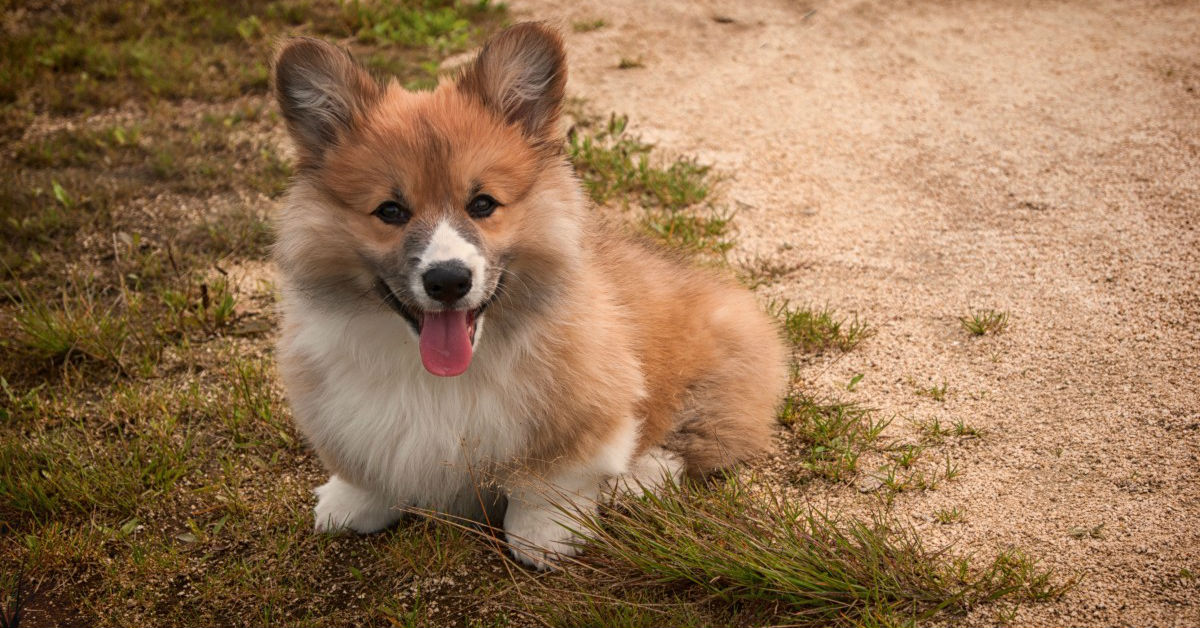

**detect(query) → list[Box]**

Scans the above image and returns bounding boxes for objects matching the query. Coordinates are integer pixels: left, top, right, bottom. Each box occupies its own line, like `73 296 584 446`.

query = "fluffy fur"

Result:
271 23 788 569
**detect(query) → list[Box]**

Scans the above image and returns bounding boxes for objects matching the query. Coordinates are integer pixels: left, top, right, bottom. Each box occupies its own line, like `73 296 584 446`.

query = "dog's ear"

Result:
458 22 567 145
273 38 381 166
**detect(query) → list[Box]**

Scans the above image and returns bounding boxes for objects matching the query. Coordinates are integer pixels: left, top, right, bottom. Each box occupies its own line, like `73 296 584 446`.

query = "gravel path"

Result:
511 1 1200 624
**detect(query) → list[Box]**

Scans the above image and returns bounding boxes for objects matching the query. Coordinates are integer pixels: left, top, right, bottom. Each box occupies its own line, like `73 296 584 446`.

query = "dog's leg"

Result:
313 475 402 533
608 446 684 495
504 418 638 570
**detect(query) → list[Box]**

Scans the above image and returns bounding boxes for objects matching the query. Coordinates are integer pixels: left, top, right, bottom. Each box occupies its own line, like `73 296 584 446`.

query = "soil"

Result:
510 0 1200 625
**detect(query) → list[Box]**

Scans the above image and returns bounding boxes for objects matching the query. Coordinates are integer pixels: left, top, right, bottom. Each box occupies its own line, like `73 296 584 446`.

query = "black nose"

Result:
422 262 472 305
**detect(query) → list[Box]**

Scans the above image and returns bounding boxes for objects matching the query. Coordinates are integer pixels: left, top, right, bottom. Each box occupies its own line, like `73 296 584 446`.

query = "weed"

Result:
736 254 802 289
569 113 710 210
952 418 982 438
539 479 1069 627
640 205 734 256
911 416 952 444
7 275 158 375
568 112 732 256
961 310 1009 336
934 507 964 524
779 391 889 482
340 0 501 51
915 382 948 402
572 18 608 32
892 444 925 469
943 453 961 481
772 301 873 354
618 57 645 69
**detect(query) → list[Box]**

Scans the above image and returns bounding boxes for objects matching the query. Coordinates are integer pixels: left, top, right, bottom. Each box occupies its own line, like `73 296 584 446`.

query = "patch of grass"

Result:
7 275 161 376
15 125 143 169
569 114 710 210
568 112 732 256
891 443 926 469
911 416 970 445
773 301 873 354
0 389 199 528
537 479 1070 627
736 255 803 289
0 1 503 131
960 310 1009 336
915 382 948 402
617 56 645 69
572 18 608 32
779 392 889 482
340 0 503 51
876 451 960 497
640 205 734 256
952 418 982 438
934 507 964 524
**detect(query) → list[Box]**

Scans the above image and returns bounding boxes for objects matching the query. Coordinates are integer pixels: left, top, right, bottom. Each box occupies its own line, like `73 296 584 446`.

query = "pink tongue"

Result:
419 310 473 376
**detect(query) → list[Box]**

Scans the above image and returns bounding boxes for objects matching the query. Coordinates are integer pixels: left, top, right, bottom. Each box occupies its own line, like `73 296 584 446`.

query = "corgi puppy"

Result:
271 23 787 569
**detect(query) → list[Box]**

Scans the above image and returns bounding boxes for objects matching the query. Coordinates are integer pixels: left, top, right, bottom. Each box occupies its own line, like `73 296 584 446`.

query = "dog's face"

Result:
273 24 569 377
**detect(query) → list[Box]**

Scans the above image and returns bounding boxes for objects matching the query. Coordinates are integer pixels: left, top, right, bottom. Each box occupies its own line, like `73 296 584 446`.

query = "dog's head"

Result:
272 24 577 377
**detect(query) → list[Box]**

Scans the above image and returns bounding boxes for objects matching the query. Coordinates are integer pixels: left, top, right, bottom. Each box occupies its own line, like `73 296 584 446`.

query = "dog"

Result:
271 22 787 569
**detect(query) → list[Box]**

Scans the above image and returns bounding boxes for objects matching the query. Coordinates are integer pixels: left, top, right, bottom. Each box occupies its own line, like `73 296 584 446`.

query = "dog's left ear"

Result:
458 22 567 145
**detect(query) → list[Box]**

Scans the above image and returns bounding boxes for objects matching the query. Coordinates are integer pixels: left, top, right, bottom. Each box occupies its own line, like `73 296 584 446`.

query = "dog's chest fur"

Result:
283 306 529 515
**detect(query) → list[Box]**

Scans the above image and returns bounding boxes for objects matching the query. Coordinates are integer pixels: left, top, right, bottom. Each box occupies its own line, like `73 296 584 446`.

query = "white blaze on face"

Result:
411 219 489 311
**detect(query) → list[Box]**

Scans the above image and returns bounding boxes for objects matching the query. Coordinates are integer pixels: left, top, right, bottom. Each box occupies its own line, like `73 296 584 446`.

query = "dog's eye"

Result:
373 201 411 225
466 194 498 219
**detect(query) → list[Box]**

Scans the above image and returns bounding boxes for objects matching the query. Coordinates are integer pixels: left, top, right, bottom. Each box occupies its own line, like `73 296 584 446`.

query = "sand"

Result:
508 0 1200 624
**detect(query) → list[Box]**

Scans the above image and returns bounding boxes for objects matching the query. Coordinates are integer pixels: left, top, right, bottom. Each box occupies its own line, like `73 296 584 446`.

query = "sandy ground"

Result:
509 0 1200 625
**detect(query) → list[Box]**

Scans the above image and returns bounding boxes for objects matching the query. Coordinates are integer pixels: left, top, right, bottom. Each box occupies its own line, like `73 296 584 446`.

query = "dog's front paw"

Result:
504 502 587 570
313 475 401 534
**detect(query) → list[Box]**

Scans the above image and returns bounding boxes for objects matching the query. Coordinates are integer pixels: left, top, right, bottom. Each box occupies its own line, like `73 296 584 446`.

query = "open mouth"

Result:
374 278 499 377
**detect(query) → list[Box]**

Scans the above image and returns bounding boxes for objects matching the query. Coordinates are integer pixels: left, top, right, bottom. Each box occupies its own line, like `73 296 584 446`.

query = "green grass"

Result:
934 507 964 524
773 301 874 354
960 310 1010 336
341 0 503 50
531 479 1070 627
0 0 504 136
569 113 711 210
572 18 608 32
568 112 733 256
915 382 948 402
779 392 889 482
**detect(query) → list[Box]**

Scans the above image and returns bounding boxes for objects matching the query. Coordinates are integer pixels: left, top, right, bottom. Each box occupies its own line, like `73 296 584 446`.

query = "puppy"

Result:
271 23 787 569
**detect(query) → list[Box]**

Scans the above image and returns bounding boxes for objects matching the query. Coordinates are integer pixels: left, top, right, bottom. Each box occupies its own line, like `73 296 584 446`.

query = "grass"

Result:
934 507 964 524
961 310 1010 336
572 18 607 32
779 392 889 482
0 2 1070 624
773 301 874 354
568 111 734 256
915 382 948 402
529 479 1070 627
736 254 804 288
0 0 505 136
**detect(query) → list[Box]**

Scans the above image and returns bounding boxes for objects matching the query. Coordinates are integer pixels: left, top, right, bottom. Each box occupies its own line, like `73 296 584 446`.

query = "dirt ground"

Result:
509 0 1200 625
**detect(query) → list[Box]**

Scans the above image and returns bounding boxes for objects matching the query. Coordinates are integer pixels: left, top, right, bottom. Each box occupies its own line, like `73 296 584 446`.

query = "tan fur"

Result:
272 23 787 526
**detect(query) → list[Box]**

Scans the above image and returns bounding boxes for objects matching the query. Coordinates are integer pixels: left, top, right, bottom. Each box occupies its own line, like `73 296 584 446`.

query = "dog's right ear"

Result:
273 38 381 166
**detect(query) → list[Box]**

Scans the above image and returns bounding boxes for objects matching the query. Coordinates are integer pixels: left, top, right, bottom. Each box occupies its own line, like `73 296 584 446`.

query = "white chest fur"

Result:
283 305 529 515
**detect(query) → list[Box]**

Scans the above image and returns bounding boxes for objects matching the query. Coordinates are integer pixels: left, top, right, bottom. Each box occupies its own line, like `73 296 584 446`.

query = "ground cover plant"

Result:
0 2 1065 625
